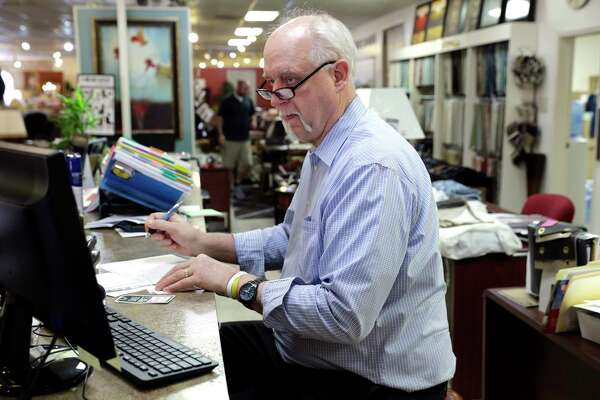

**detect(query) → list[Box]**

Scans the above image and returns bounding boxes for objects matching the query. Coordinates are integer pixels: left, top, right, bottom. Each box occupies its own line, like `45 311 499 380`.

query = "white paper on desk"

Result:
179 205 225 218
84 215 148 229
95 272 155 296
98 254 187 284
115 228 147 238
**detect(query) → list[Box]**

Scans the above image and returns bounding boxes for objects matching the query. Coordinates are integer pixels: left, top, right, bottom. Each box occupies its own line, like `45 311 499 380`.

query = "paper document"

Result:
96 272 155 295
85 215 148 229
98 254 186 284
180 205 225 218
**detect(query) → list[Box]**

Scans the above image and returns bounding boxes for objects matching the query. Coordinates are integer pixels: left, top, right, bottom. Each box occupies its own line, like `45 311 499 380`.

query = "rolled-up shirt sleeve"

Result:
260 163 412 344
233 214 292 277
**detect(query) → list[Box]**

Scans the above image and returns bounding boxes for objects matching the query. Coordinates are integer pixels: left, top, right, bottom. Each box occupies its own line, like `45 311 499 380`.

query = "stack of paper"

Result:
544 261 600 333
97 254 186 297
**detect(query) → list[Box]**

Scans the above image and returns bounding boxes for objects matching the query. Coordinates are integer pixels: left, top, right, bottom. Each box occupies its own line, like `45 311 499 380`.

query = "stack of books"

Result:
100 138 193 211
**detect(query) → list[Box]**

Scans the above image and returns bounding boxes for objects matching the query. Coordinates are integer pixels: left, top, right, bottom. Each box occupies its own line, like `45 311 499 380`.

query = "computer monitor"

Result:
0 142 115 396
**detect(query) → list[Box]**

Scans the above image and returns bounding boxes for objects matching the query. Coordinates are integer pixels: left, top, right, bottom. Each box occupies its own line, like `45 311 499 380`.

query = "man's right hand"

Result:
145 213 203 256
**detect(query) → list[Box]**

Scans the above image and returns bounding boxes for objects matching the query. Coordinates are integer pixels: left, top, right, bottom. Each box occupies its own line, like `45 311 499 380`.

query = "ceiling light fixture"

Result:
234 27 263 37
53 51 62 59
217 61 224 68
247 35 257 43
199 62 207 69
13 60 22 69
227 38 251 47
189 32 199 43
210 58 218 66
237 45 246 53
244 11 279 22
204 53 211 60
54 58 63 68
243 57 251 64
63 42 74 52
21 42 31 51
19 25 27 32
229 52 237 59
233 62 240 68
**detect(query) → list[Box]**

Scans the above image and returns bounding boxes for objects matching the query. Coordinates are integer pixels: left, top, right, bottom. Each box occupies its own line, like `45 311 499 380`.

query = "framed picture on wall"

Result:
463 0 483 32
504 0 535 22
444 0 468 36
77 73 116 136
479 0 503 28
93 19 181 138
412 2 431 44
426 0 448 41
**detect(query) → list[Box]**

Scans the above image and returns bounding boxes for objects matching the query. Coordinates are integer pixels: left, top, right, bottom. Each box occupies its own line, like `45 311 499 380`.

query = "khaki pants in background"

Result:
222 140 253 182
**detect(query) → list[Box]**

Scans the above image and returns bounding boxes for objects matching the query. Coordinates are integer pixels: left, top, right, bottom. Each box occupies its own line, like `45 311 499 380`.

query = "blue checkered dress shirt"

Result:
234 97 456 391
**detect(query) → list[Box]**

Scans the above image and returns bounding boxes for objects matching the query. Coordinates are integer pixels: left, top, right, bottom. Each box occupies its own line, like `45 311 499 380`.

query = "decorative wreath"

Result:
512 55 545 89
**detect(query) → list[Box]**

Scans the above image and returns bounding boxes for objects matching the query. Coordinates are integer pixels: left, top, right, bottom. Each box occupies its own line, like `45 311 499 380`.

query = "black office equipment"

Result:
105 306 217 387
0 142 217 395
0 142 114 396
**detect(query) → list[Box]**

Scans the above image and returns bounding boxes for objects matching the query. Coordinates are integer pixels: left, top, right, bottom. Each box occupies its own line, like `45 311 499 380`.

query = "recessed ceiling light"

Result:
227 38 250 47
199 62 207 69
204 53 211 60
13 60 22 69
233 62 240 68
210 58 218 66
189 32 199 43
217 61 224 68
63 42 74 52
243 57 251 64
234 27 263 37
244 11 279 22
54 58 63 68
21 42 30 51
19 25 27 32
237 46 246 53
53 51 62 59
229 52 237 59
247 35 257 43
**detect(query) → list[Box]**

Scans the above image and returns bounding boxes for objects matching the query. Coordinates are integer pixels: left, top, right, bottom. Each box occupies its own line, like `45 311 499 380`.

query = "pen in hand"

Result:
145 201 183 238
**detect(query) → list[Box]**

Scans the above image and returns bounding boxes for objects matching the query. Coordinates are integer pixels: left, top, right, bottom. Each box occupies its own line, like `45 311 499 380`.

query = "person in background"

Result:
147 10 455 400
217 80 256 188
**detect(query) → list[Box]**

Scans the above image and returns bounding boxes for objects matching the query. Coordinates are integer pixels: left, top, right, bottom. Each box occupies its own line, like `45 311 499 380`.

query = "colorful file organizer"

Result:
100 138 193 211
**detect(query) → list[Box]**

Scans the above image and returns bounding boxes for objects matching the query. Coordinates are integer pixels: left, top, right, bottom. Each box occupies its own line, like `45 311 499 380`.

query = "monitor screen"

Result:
0 142 115 394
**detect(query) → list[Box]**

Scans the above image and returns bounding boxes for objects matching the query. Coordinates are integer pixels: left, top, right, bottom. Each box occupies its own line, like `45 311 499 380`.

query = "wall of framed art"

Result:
74 6 195 154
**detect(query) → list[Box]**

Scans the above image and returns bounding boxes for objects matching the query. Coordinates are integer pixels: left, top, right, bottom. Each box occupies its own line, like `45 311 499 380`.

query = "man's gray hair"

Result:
274 10 357 79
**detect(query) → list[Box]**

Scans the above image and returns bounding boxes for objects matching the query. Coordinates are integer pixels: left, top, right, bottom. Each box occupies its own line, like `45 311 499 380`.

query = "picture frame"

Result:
426 0 448 41
444 0 468 37
93 18 181 138
412 2 431 45
463 0 483 32
77 73 116 136
479 0 503 28
504 0 535 22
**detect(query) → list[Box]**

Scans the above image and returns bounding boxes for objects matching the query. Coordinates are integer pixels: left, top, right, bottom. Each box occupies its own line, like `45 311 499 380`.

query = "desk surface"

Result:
42 230 229 400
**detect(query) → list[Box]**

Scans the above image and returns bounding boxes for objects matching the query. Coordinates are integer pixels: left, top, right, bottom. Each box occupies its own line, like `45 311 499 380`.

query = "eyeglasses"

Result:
256 60 336 101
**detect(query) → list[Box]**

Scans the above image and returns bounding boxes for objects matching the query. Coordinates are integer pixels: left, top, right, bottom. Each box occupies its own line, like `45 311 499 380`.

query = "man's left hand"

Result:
155 254 238 295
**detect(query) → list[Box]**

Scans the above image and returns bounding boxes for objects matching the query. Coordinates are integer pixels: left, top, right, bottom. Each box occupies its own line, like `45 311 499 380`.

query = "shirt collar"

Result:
311 96 367 168
234 94 244 102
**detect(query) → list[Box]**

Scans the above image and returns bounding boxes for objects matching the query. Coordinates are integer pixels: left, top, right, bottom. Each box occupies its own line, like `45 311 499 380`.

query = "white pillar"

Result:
116 0 132 138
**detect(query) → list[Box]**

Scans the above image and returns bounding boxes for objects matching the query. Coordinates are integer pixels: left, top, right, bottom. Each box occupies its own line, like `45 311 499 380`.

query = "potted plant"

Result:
55 87 98 150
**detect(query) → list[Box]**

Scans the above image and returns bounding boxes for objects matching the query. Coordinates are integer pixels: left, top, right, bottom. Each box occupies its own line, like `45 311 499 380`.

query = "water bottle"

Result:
66 153 83 215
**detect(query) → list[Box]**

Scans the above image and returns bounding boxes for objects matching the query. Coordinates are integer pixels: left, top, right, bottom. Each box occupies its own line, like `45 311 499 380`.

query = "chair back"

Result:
521 193 575 222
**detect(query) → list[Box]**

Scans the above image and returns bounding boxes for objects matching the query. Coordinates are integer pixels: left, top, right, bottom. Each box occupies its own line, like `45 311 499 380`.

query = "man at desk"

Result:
147 11 455 400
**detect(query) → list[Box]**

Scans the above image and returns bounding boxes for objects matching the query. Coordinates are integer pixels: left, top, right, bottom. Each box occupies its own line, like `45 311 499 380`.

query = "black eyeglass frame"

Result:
256 60 336 101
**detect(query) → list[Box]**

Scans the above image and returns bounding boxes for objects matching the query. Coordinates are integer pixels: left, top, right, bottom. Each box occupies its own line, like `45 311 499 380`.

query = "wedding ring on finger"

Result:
184 268 192 279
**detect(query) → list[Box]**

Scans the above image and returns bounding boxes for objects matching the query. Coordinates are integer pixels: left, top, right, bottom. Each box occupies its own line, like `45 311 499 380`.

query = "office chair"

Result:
23 111 54 141
521 193 575 223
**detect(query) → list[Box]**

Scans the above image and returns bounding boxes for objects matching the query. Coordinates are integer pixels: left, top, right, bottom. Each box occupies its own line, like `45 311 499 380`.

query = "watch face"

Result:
239 283 255 302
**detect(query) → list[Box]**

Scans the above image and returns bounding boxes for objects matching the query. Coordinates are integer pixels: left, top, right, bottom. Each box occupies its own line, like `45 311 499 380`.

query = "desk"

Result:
444 254 526 400
483 288 600 400
41 230 229 400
